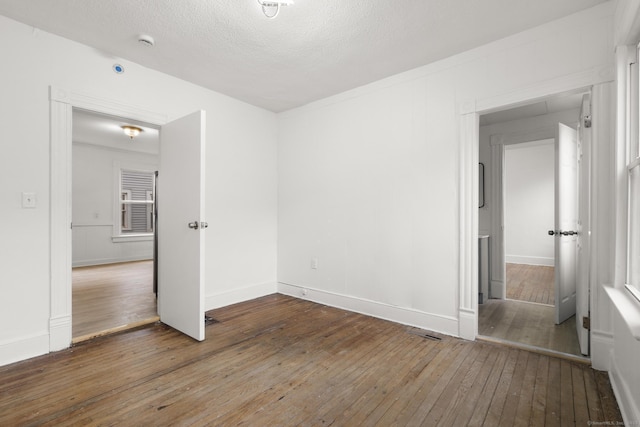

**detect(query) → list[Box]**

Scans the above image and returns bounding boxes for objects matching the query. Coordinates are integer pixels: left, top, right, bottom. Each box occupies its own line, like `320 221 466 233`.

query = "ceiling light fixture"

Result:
257 0 294 19
122 125 143 139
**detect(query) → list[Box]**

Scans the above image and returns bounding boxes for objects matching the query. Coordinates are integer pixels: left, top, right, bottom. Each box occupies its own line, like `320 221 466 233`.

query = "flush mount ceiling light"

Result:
257 0 294 19
122 125 143 139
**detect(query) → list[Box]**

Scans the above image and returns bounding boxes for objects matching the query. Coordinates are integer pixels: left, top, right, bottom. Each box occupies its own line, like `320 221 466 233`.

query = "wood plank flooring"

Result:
72 261 158 341
0 294 621 426
478 299 582 357
506 263 555 305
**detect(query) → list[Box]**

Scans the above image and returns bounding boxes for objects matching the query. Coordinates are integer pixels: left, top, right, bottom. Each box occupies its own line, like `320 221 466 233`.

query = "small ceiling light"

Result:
257 0 294 19
122 125 143 139
138 34 155 47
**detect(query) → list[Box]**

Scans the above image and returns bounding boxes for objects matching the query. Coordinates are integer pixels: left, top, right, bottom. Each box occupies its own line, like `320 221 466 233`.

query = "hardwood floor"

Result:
72 261 158 341
0 294 621 426
506 263 555 305
478 299 582 357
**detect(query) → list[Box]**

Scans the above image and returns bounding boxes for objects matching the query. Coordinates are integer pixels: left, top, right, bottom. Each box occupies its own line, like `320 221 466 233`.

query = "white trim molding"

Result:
609 350 640 426
458 112 480 340
49 86 168 354
50 93 73 352
278 282 459 337
489 142 505 300
458 66 615 344
0 333 50 367
590 329 614 371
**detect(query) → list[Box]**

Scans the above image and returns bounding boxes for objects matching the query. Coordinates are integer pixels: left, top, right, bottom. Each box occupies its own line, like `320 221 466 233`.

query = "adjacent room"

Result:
0 0 639 425
477 91 588 358
71 109 160 341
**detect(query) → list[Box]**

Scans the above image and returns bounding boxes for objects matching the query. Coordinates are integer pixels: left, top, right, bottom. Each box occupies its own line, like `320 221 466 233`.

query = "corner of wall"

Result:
277 282 460 337
205 281 277 311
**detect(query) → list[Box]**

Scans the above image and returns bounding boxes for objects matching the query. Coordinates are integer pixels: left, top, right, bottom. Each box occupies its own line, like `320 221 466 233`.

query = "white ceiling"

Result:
0 0 608 112
73 108 159 153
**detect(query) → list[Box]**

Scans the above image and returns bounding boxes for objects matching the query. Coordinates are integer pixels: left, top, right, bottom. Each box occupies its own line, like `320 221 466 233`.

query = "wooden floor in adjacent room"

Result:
478 299 582 357
0 294 621 426
72 260 158 341
480 262 581 357
506 263 555 305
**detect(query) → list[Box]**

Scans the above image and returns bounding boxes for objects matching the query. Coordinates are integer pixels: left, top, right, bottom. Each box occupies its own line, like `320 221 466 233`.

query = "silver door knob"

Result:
188 221 199 230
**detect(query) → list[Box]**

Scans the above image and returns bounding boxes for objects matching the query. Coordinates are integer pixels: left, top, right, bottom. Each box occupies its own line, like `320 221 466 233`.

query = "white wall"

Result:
72 142 158 267
277 3 613 337
0 15 278 365
478 109 579 234
504 140 555 266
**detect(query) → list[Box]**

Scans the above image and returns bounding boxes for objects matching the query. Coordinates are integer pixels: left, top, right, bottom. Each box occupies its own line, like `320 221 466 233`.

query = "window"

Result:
119 169 155 236
121 190 132 231
627 45 640 302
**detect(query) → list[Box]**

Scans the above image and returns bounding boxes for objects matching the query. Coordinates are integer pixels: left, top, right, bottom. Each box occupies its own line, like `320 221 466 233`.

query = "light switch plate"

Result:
22 192 36 208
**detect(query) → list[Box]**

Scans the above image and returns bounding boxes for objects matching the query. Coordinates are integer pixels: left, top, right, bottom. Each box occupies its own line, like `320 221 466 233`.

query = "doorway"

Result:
50 87 208 351
504 139 555 306
70 108 160 342
476 90 587 358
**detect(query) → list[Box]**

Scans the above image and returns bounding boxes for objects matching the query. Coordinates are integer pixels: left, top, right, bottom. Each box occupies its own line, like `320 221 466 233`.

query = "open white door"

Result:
575 94 591 355
554 123 578 325
158 110 206 341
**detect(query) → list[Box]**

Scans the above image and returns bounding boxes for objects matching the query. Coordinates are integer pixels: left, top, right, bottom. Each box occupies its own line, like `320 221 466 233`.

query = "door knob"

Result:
188 221 199 230
548 230 578 236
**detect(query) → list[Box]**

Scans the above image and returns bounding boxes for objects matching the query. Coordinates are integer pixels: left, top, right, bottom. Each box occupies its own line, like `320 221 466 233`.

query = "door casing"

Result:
456 64 613 343
50 86 168 351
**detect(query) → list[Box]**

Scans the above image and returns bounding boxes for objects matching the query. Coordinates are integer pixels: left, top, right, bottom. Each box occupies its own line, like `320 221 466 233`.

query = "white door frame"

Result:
49 86 167 351
457 65 614 341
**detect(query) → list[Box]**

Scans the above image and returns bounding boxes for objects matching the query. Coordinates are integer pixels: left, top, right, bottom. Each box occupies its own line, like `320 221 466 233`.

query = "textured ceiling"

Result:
0 0 608 112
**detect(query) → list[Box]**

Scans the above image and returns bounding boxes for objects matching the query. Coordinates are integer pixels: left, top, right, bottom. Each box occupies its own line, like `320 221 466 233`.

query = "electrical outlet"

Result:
311 257 319 269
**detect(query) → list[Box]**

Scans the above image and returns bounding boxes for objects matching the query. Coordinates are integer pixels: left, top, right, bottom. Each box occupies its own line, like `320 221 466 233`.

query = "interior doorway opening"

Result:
71 108 160 342
476 89 590 359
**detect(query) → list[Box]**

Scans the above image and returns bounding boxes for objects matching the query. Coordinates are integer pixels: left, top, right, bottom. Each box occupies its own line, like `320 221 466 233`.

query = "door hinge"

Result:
583 115 592 128
582 316 591 331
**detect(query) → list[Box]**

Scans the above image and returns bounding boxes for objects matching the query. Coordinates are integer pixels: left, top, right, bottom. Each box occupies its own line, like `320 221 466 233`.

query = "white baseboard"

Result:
459 308 477 340
49 315 72 352
609 355 640 427
72 256 153 268
490 279 505 299
0 332 49 367
205 281 277 311
590 329 613 371
505 256 554 266
277 282 459 337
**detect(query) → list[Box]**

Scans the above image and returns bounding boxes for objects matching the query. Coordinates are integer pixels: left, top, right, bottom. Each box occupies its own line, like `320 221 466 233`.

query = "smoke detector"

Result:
138 34 155 47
